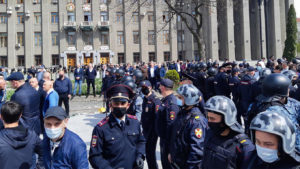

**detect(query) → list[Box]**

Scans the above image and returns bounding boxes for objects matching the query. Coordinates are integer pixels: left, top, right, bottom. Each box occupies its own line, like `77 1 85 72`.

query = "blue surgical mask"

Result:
176 98 183 106
257 66 262 71
45 127 63 139
256 144 279 163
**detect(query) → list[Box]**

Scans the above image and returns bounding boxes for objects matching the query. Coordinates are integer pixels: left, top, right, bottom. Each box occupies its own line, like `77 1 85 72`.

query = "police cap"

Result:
106 84 134 102
139 80 151 88
6 72 24 81
160 78 174 88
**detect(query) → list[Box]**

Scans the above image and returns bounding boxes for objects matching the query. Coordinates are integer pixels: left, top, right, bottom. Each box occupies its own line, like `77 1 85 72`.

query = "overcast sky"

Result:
295 1 300 18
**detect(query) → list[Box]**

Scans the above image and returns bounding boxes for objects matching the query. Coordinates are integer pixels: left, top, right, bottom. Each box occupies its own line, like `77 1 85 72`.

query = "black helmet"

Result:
292 58 299 65
199 62 207 70
133 70 143 82
262 73 291 97
121 76 134 83
207 67 217 76
259 68 272 78
111 68 117 74
123 80 137 93
277 58 283 65
115 69 125 77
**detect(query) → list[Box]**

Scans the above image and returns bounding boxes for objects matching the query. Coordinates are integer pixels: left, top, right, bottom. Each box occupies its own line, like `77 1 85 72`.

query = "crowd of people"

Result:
0 56 299 169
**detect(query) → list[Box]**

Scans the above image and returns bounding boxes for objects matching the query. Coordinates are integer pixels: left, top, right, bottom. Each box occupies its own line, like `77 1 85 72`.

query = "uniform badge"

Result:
195 128 202 139
170 111 175 120
155 105 160 112
91 135 97 147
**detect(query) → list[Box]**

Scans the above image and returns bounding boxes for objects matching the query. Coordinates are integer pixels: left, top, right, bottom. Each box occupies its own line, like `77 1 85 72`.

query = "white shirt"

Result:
150 68 155 78
177 64 181 72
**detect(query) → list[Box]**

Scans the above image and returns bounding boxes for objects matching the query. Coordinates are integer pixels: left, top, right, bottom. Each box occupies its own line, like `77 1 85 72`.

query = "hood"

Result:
241 74 253 81
1 126 30 149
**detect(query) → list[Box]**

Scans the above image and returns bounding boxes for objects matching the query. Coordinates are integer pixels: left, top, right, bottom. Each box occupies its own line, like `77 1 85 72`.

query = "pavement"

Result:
67 95 162 169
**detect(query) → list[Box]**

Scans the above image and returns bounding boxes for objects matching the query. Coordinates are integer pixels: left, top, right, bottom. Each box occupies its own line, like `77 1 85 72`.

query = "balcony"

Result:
80 21 93 31
97 21 109 31
63 21 77 31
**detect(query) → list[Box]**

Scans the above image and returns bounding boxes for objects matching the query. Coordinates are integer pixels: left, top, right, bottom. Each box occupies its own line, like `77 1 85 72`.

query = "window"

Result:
51 12 58 23
117 31 124 44
17 13 24 24
34 12 41 24
194 50 200 61
133 52 140 63
34 32 42 46
0 0 7 4
178 51 186 61
52 55 59 65
83 0 91 3
34 0 41 3
67 0 74 3
67 32 76 46
149 52 156 62
117 0 123 4
0 33 7 47
17 32 24 46
35 55 42 65
132 12 139 22
118 53 125 64
163 30 169 44
178 30 184 43
17 0 23 4
52 32 59 46
116 12 123 22
163 11 169 22
148 11 154 22
177 15 181 22
82 32 93 45
0 13 7 24
84 12 92 21
100 0 107 4
67 12 75 22
133 31 139 44
148 30 155 45
0 56 7 67
100 31 109 45
164 52 171 61
100 12 108 22
17 55 25 67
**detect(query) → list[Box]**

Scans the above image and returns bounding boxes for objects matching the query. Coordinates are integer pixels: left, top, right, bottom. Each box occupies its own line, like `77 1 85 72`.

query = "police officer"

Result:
247 110 300 168
202 96 255 169
140 80 161 169
282 70 298 99
156 78 180 169
204 67 217 100
168 84 208 169
89 84 146 169
228 68 240 105
214 63 231 97
251 68 272 100
124 80 143 121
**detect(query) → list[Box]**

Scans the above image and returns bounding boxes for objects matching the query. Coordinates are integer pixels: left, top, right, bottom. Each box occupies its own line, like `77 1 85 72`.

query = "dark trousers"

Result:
58 93 69 116
87 79 95 96
160 140 172 169
145 131 159 169
149 77 156 89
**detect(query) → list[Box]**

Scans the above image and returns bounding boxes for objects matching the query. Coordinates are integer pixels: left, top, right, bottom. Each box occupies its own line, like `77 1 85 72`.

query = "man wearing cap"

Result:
43 106 89 169
214 63 232 98
156 78 180 169
89 84 146 169
228 68 240 106
140 80 161 169
7 72 41 135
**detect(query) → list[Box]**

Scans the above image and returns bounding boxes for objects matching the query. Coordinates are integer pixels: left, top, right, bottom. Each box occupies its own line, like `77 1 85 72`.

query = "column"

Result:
205 2 219 61
42 1 51 67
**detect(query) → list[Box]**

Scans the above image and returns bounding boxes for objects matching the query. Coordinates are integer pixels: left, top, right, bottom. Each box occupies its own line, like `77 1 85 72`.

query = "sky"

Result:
295 0 300 18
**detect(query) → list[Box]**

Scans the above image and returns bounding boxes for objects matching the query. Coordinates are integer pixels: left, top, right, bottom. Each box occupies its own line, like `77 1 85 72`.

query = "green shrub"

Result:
72 79 102 95
165 70 180 85
6 89 15 101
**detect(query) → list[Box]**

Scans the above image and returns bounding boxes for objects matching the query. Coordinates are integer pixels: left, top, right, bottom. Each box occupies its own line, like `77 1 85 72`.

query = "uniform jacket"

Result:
43 128 89 169
0 125 44 169
89 114 146 169
11 83 41 135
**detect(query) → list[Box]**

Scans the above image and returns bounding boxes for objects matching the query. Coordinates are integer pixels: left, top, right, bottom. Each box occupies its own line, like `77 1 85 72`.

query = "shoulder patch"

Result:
91 135 97 147
240 139 246 144
97 117 109 127
156 105 160 112
170 111 176 120
195 128 203 139
195 116 200 119
127 114 137 120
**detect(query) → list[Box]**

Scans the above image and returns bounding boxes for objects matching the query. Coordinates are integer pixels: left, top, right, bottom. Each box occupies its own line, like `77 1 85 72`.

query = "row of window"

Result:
117 51 171 64
0 0 93 4
0 30 170 48
0 55 60 67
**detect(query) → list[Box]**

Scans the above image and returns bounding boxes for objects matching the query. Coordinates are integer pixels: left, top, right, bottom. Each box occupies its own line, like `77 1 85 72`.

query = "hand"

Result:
76 77 80 80
135 157 144 169
168 154 172 163
68 94 71 99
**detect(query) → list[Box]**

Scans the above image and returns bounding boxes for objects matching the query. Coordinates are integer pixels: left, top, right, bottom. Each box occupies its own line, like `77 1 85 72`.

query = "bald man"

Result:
43 80 59 116
29 77 39 91
0 79 6 108
39 71 51 88
30 77 46 122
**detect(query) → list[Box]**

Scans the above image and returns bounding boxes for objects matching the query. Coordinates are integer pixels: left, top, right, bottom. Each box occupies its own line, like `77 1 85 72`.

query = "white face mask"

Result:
45 127 63 140
256 144 279 163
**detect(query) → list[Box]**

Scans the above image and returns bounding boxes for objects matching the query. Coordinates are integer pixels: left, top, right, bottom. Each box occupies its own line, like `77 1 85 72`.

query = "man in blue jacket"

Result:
43 106 89 169
7 72 41 135
85 63 97 98
0 101 44 169
54 70 72 116
73 64 84 98
43 80 59 116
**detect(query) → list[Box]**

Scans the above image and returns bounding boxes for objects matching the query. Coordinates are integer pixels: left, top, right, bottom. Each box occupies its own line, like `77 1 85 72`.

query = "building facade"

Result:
0 0 294 68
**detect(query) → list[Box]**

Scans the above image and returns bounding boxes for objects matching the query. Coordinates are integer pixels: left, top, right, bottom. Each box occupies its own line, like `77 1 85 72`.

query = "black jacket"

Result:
85 68 97 80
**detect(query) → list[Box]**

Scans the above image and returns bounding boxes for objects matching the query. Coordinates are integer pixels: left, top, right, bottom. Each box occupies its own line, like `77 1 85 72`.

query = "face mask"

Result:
256 144 279 163
59 75 64 79
176 98 183 106
257 66 262 71
45 127 63 139
113 107 127 118
226 70 232 74
141 87 150 96
208 122 227 135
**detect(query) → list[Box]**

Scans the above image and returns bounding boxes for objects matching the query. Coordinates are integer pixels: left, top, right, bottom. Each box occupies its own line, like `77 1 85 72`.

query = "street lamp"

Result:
258 0 264 59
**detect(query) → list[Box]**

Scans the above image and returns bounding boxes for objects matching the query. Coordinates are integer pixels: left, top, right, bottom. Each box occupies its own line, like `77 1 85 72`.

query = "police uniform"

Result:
156 79 180 169
169 107 208 169
214 71 231 97
89 84 146 169
228 69 240 104
204 75 216 100
141 80 161 169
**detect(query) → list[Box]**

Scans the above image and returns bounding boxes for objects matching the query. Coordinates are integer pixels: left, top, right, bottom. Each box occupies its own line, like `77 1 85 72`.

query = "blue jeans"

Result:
73 80 82 95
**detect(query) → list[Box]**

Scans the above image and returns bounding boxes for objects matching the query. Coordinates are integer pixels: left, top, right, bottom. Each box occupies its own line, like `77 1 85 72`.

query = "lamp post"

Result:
258 0 264 59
